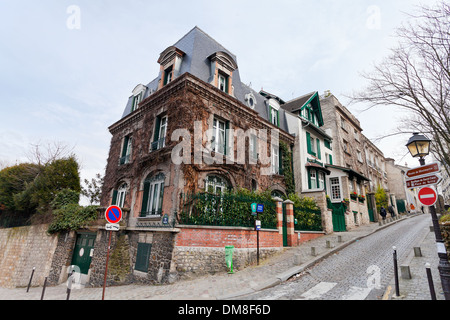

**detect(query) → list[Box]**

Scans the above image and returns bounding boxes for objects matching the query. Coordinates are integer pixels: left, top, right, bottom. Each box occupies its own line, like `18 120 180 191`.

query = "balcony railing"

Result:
119 154 131 165
151 138 165 152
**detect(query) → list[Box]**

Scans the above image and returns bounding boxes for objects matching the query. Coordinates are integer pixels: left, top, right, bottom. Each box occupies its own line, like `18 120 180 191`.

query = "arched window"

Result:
141 173 165 217
111 183 127 207
205 175 230 195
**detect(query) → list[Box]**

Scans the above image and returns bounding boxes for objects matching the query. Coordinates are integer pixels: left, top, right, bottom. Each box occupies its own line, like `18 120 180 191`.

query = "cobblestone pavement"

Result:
0 212 445 300
234 213 444 300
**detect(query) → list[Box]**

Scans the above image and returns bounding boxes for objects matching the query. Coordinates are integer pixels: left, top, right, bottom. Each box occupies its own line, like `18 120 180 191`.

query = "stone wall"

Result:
0 224 58 288
173 246 282 279
87 229 177 287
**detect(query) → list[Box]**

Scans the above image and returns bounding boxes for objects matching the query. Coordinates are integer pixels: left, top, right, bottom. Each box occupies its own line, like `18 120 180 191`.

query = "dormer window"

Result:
157 46 185 90
131 84 146 112
163 65 173 86
218 72 229 93
208 51 238 96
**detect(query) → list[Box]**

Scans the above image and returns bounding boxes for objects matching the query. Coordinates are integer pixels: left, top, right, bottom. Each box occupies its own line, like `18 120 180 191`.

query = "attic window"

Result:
131 84 146 112
245 93 256 109
218 72 229 93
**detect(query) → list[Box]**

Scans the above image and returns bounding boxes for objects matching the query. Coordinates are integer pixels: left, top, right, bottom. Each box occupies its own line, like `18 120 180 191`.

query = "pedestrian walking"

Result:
380 206 387 220
388 205 395 218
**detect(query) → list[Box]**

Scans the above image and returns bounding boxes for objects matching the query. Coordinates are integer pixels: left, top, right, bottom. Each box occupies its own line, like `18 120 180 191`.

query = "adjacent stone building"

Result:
319 92 371 230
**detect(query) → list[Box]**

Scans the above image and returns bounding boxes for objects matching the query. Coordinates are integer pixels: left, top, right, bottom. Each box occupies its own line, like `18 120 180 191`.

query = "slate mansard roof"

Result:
120 26 290 133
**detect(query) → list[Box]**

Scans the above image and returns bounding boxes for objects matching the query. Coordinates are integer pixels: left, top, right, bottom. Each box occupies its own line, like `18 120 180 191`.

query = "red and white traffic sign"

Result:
417 187 438 206
105 205 122 224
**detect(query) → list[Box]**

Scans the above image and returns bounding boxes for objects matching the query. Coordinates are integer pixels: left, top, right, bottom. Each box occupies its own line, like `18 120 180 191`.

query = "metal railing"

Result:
177 192 277 229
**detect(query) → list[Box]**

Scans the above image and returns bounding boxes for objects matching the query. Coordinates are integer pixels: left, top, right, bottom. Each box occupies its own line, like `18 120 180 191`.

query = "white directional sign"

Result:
105 223 120 231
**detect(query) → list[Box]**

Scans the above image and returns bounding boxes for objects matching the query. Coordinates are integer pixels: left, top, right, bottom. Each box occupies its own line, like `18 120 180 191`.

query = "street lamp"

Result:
406 133 450 300
406 133 431 166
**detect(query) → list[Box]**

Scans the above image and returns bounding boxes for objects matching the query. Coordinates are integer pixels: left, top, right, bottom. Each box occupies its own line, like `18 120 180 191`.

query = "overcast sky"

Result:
0 0 435 200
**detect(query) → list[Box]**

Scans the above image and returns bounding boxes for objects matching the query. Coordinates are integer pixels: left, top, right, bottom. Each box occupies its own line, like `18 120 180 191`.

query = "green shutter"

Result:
276 110 280 127
122 136 129 157
278 146 282 174
224 121 229 155
158 183 164 214
111 190 118 205
307 168 311 189
141 182 150 217
329 154 333 165
135 243 152 272
306 132 312 154
154 116 161 142
317 139 321 160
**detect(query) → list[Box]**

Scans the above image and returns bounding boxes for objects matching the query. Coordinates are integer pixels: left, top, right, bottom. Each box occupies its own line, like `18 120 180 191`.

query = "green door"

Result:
282 203 288 247
367 194 375 222
331 203 346 232
71 233 96 274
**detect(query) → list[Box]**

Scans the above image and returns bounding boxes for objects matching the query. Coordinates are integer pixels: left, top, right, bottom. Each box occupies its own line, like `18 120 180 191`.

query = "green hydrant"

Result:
225 245 235 274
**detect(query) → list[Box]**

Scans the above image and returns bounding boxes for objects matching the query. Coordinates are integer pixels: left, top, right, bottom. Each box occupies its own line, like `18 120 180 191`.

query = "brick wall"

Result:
174 226 283 248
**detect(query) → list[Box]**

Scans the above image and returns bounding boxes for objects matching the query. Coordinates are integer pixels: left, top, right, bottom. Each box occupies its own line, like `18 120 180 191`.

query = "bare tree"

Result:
26 140 75 166
351 2 450 174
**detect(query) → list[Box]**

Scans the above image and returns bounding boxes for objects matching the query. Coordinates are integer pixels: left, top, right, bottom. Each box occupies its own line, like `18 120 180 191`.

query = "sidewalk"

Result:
0 212 442 300
383 222 445 300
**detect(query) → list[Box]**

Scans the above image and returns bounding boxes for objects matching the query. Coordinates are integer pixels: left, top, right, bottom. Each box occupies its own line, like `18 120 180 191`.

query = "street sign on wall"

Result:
405 174 442 188
417 187 438 206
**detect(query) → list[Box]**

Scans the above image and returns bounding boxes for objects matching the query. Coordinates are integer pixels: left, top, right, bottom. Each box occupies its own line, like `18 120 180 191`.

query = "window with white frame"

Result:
116 183 127 207
151 115 168 151
218 72 228 93
270 107 279 126
310 170 317 188
330 177 341 201
119 135 132 165
212 118 226 154
271 145 279 174
131 93 142 112
249 134 258 160
205 175 230 195
318 172 325 189
141 173 165 217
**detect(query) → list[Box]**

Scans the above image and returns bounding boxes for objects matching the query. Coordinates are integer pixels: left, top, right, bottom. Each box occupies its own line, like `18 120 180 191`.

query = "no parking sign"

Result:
105 206 122 224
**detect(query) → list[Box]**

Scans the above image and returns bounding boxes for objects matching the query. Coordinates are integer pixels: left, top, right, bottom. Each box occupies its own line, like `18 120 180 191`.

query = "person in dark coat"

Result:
380 206 387 220
388 205 395 217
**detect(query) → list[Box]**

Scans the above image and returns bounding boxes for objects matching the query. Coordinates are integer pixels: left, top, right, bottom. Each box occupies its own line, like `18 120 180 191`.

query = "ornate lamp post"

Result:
406 133 431 165
406 133 450 300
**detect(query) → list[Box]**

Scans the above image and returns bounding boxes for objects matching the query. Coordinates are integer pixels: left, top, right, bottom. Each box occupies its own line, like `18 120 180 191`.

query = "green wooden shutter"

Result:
224 121 229 155
317 139 321 160
154 116 161 142
306 132 312 154
329 154 333 165
135 243 152 272
307 168 311 189
121 136 129 157
276 110 280 127
111 190 118 205
141 182 150 217
278 146 282 174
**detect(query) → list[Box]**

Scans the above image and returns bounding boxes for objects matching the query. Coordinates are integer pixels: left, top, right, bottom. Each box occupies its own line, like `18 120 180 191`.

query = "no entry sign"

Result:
417 187 437 206
105 206 122 224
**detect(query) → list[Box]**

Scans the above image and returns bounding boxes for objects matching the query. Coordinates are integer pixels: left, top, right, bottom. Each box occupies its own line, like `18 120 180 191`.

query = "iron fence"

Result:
177 192 277 229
